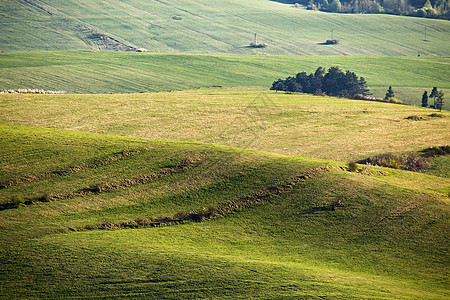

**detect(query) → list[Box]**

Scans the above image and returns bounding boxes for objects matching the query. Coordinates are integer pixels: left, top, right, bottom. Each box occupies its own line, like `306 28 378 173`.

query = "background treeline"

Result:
291 0 449 19
270 66 370 97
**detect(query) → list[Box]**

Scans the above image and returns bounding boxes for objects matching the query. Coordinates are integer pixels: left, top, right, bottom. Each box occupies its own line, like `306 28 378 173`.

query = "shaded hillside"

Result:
1 0 449 55
0 125 449 299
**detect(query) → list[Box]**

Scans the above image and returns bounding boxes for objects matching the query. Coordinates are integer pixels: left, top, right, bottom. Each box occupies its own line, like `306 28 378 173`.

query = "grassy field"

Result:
0 51 449 107
1 0 449 55
1 88 448 162
0 124 449 299
1 1 449 297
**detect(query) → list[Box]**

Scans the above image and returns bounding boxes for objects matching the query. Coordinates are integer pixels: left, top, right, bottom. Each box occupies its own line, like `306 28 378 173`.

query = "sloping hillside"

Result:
0 125 448 299
0 51 449 108
1 0 449 55
1 88 449 162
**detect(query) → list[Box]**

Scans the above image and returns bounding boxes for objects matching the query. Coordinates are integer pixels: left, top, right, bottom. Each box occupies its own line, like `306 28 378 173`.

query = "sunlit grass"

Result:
1 88 448 161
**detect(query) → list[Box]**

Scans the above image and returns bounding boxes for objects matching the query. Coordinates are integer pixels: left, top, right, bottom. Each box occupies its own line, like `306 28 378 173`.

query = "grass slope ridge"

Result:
0 125 449 299
1 88 449 162
0 51 449 108
1 0 449 55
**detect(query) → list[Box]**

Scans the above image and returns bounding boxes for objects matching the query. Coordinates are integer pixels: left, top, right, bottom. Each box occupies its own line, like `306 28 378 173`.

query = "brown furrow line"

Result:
1 159 199 211
0 150 143 189
78 165 336 231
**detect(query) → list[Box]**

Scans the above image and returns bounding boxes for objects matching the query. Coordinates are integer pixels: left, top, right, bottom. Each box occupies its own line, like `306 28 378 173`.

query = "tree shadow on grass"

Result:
317 41 339 45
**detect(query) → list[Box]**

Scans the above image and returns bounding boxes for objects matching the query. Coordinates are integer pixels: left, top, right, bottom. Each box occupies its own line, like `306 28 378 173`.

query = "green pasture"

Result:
0 125 448 299
1 0 449 297
0 51 449 107
1 0 449 56
1 88 448 162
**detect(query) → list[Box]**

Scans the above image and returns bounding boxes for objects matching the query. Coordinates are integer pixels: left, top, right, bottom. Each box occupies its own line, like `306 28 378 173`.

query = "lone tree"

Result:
421 91 428 107
435 90 444 111
385 86 395 100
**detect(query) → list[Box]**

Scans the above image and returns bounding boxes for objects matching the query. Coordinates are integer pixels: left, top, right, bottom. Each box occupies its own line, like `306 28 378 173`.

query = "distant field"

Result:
1 0 449 55
0 51 449 107
0 125 448 299
1 88 448 162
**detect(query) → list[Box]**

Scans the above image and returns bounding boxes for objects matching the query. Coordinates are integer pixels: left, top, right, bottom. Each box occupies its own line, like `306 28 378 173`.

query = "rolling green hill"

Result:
1 0 449 55
1 1 449 298
0 124 449 299
0 51 449 108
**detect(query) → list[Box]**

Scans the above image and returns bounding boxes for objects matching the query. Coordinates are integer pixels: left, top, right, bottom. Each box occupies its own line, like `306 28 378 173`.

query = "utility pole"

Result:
331 29 334 40
254 33 257 45
424 26 427 41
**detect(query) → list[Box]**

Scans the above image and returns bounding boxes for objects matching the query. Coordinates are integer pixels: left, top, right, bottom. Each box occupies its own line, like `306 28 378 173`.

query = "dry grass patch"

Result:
1 88 449 161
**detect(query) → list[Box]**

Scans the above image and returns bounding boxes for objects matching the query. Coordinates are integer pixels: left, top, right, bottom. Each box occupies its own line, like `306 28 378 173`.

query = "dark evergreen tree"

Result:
343 70 361 96
430 87 438 108
421 91 428 107
322 66 343 96
314 66 326 78
270 79 288 91
435 90 444 111
308 73 322 93
286 77 302 92
295 72 310 92
385 86 395 100
358 77 371 96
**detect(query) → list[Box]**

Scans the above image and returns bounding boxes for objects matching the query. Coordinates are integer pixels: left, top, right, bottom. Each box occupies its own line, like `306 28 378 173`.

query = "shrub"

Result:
85 224 98 230
425 7 437 17
387 97 403 104
347 162 358 172
177 206 220 222
360 153 429 171
42 192 54 202
367 153 403 169
99 218 115 229
404 154 429 172
174 210 190 221
371 3 384 13
406 115 422 120
134 216 152 227
249 42 268 48
412 8 427 17
10 195 25 208
429 113 444 118
327 0 342 12
325 39 338 44
421 145 450 157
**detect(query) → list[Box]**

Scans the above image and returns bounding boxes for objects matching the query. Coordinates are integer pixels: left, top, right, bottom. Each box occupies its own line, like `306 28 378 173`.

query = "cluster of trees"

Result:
270 66 370 97
422 87 445 110
293 0 449 19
